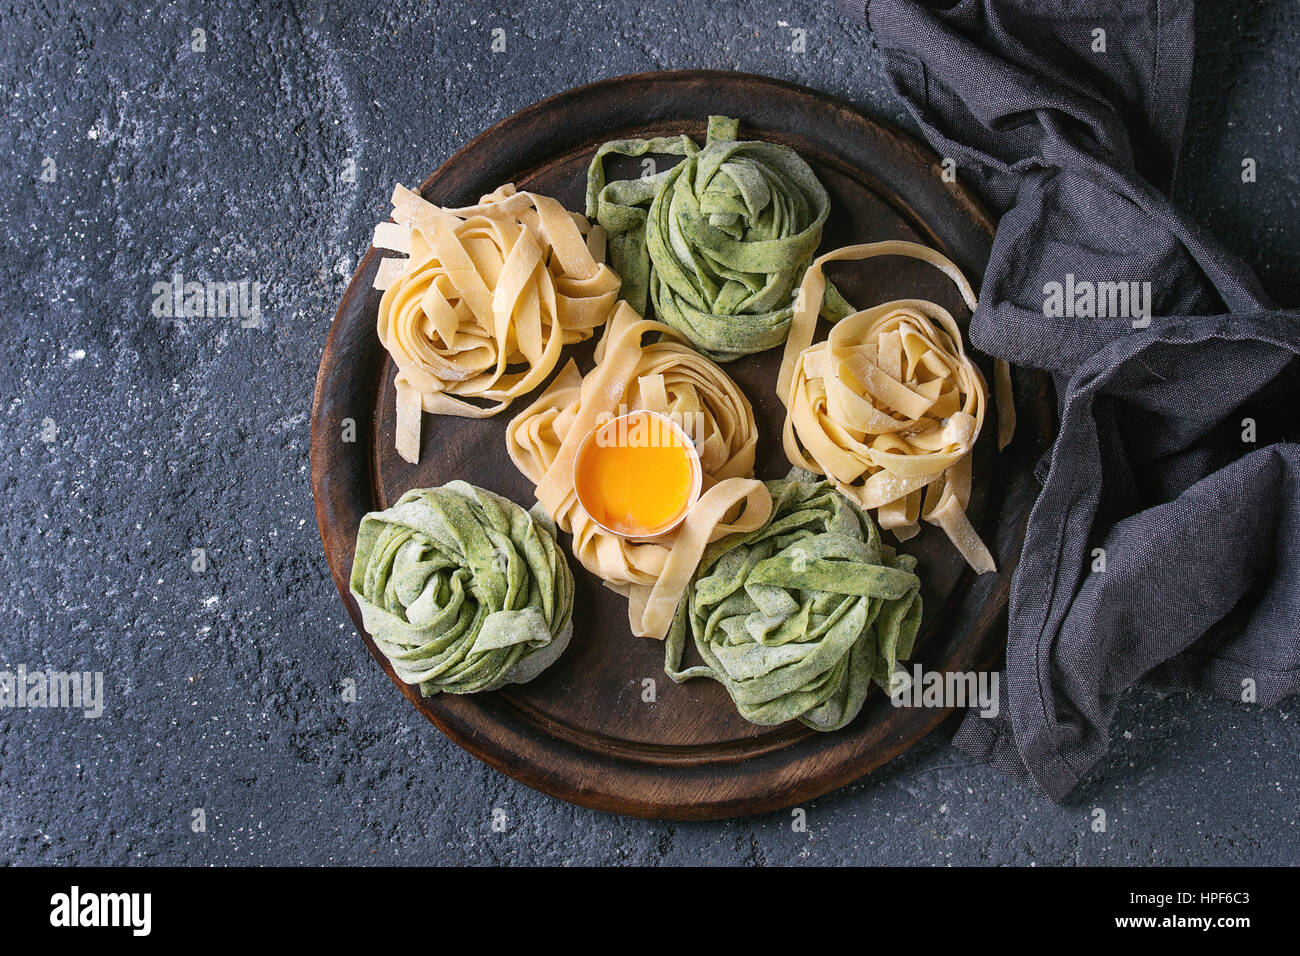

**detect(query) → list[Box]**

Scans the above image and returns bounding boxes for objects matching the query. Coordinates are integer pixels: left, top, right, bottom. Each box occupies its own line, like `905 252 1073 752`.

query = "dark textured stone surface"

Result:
0 0 1295 865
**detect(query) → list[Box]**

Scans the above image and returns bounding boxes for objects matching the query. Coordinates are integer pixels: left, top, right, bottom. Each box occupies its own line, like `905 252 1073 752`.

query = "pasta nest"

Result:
507 303 772 639
371 184 621 461
777 241 1005 573
665 477 922 731
586 116 833 362
349 481 574 696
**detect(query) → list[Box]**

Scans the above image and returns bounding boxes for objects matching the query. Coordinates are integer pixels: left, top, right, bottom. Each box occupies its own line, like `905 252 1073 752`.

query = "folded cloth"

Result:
841 0 1300 800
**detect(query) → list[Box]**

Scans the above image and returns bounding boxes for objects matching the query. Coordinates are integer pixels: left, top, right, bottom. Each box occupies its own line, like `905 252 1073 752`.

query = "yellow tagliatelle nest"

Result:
777 241 1014 573
508 303 772 639
371 183 621 462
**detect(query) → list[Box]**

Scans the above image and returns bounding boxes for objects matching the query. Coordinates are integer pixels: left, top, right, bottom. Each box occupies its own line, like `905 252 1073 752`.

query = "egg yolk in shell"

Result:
574 411 698 537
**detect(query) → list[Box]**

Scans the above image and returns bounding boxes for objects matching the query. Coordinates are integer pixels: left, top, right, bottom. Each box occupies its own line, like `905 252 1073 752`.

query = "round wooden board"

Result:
311 70 1054 820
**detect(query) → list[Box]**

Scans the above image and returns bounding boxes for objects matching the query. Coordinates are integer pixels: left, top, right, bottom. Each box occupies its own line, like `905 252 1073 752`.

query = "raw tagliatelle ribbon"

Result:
507 302 773 640
776 241 1016 573
585 115 849 362
350 481 574 695
371 183 621 463
666 476 922 731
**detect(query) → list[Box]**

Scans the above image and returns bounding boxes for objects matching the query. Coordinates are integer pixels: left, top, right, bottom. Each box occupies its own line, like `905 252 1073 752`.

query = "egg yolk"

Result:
575 412 695 536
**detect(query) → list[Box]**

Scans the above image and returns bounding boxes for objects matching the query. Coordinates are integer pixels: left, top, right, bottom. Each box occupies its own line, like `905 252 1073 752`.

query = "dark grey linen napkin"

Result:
841 0 1300 800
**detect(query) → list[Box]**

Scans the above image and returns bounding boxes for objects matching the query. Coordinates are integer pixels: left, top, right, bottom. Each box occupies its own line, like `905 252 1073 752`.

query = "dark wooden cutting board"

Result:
310 70 1054 820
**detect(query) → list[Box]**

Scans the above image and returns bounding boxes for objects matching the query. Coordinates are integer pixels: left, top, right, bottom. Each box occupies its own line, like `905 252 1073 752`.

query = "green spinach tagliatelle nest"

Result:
586 116 851 362
666 476 922 731
350 481 574 695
